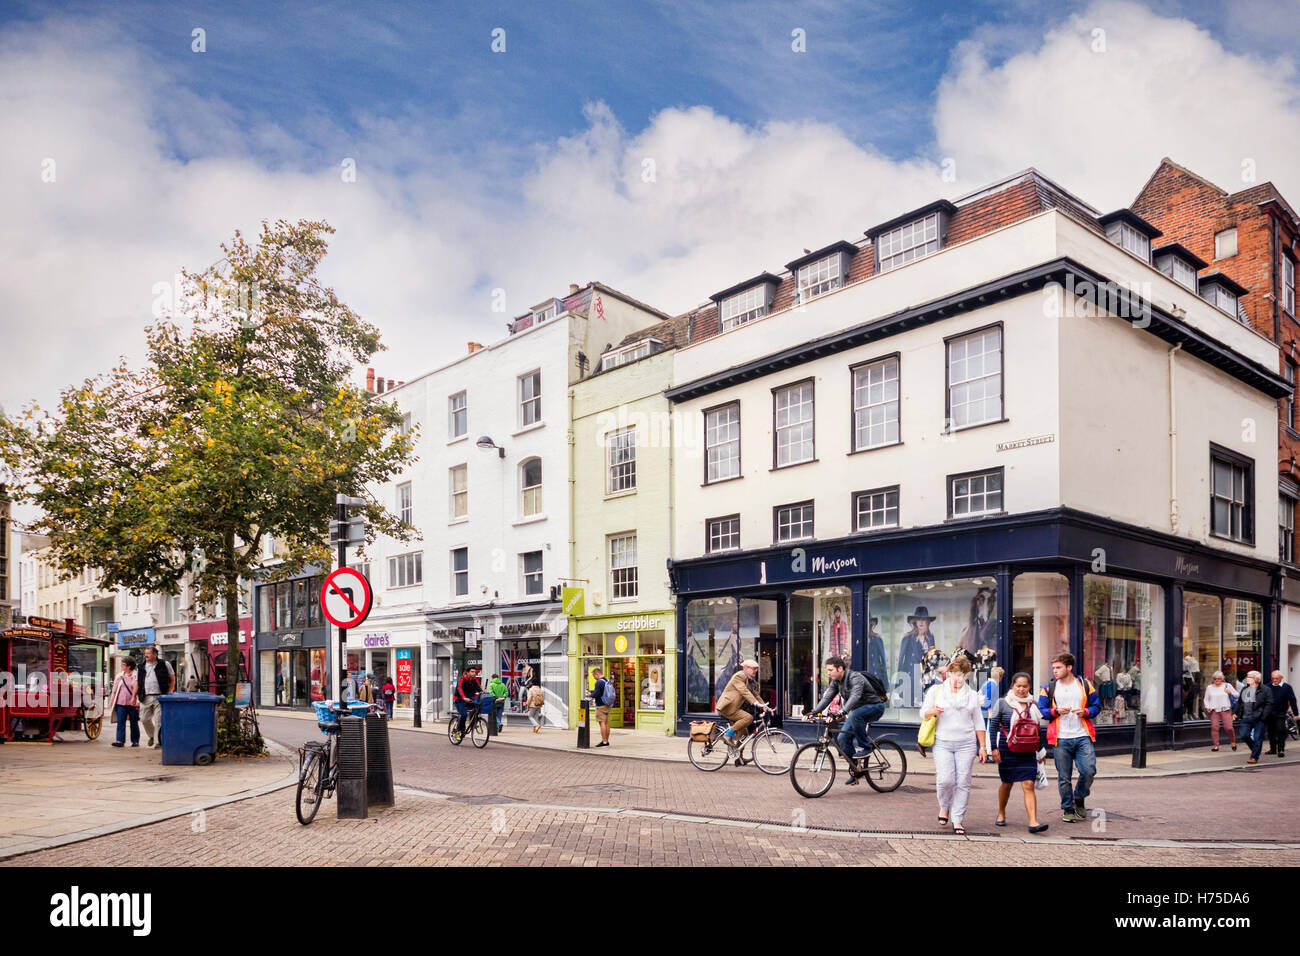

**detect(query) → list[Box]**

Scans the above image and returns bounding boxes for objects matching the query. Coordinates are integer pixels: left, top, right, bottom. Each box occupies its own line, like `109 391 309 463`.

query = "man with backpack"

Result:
1037 652 1101 823
805 655 886 785
590 667 615 747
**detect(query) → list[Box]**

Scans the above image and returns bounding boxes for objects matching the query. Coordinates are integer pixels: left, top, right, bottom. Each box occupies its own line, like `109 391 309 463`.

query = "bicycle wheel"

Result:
789 742 836 798
295 749 325 825
470 716 490 748
687 730 731 771
861 739 907 792
750 729 799 775
447 716 464 745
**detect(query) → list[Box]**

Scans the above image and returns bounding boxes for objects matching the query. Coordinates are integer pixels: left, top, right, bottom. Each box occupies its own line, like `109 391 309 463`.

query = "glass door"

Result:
605 657 636 728
292 651 309 707
756 638 780 721
275 650 291 705
789 594 815 717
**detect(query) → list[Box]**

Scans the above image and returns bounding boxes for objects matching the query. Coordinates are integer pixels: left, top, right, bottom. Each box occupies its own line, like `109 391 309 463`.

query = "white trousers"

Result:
933 737 978 824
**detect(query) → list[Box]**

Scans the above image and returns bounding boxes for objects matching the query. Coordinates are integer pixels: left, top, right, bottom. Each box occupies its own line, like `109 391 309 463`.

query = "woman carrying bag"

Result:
920 655 987 835
109 658 140 748
987 672 1049 833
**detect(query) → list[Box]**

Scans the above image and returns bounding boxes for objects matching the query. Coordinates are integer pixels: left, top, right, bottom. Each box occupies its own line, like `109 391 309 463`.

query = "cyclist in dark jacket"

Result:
806 656 885 783
454 666 483 735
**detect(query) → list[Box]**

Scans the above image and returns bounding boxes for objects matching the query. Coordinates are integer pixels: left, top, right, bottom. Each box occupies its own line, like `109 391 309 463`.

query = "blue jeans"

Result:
383 700 394 719
1241 718 1266 760
454 699 469 734
838 702 885 761
114 704 140 745
1052 735 1096 810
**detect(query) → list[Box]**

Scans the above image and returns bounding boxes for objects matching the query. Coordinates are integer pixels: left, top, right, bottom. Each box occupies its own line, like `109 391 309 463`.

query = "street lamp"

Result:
475 436 505 458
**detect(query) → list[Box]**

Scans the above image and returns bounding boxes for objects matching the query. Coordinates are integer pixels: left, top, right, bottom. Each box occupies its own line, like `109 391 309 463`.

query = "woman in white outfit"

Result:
920 654 987 835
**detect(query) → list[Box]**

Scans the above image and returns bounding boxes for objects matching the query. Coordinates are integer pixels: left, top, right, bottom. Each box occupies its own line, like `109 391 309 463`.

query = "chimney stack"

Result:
366 368 375 393
468 342 484 354
376 378 386 394
569 284 580 295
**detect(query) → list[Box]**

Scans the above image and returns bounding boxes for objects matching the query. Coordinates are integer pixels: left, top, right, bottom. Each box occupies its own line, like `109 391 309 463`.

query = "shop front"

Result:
155 625 188 689
347 626 423 718
571 611 675 732
253 571 328 709
670 508 1278 753
187 617 252 693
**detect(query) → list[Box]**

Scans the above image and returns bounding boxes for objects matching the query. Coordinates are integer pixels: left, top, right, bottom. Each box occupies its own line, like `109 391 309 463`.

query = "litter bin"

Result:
346 701 372 720
158 692 220 766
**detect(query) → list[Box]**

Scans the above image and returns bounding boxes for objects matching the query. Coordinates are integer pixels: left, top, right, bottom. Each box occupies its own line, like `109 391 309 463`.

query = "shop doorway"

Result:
1010 614 1034 682
756 638 781 719
605 657 637 728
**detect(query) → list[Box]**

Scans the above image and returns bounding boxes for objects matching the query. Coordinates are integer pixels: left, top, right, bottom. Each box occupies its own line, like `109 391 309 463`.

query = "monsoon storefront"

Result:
569 610 676 733
668 507 1279 753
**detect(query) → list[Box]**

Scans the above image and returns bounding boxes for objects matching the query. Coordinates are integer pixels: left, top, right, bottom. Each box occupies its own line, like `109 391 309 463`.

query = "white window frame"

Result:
450 547 468 597
601 340 657 371
1117 222 1150 261
852 356 900 451
449 391 467 439
533 304 555 323
949 469 1003 518
1204 283 1238 316
876 212 939 272
797 254 843 301
387 551 423 589
520 458 542 517
719 286 768 331
606 427 636 493
1281 494 1295 564
774 381 815 467
1214 228 1238 260
775 501 814 543
1283 255 1296 317
449 464 467 519
705 403 740 483
521 551 544 596
397 482 412 525
518 371 542 427
947 326 1003 430
707 515 741 554
853 487 899 532
609 534 638 601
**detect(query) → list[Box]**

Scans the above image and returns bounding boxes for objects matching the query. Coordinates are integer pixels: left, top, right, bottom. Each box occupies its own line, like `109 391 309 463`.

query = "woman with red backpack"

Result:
987 672 1049 833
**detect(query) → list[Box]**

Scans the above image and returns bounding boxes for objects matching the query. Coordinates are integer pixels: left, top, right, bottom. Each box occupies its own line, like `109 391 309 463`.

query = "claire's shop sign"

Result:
188 618 253 647
360 633 391 647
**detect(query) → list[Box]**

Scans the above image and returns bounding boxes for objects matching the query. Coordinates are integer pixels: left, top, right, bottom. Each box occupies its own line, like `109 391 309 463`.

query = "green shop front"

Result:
569 610 675 732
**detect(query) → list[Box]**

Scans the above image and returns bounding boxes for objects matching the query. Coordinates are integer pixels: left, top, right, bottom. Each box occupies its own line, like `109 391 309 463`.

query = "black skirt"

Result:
996 747 1038 784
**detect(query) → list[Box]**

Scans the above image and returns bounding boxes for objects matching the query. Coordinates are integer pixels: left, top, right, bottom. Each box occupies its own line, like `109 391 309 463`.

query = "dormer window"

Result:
710 274 781 333
866 200 955 274
1198 273 1248 320
601 338 661 371
532 301 557 323
1099 210 1162 264
786 240 856 304
1153 243 1208 292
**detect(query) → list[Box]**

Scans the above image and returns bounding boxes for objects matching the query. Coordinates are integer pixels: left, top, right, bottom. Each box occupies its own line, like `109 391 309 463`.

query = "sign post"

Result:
327 496 368 702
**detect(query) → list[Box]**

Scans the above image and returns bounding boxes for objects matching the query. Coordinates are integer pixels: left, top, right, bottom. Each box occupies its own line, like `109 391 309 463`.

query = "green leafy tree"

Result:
0 220 417 749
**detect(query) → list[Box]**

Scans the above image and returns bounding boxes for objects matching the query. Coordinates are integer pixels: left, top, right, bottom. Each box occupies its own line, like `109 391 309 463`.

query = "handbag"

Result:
917 715 937 748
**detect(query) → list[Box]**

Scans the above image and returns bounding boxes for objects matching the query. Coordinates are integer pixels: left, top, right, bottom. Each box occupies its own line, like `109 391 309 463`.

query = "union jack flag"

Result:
501 648 524 697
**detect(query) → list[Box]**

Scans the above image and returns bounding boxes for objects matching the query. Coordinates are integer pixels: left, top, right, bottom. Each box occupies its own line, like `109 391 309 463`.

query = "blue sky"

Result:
3 0 1300 417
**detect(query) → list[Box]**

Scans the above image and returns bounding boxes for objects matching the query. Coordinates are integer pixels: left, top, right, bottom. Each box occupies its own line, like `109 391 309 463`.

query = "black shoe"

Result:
111 742 124 748
131 743 140 748
1266 749 1277 755
595 741 609 747
1028 823 1049 833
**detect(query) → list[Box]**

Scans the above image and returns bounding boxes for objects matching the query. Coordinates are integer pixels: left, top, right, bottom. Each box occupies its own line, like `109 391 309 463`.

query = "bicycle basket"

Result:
689 720 714 743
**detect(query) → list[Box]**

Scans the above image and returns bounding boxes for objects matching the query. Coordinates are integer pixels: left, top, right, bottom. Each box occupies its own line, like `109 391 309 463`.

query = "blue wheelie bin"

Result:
158 692 221 766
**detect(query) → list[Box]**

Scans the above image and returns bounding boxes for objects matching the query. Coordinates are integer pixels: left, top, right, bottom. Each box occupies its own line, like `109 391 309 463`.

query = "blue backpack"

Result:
597 678 617 707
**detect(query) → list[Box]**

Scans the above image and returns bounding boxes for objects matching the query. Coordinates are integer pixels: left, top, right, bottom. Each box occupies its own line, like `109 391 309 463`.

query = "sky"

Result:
3 0 1300 420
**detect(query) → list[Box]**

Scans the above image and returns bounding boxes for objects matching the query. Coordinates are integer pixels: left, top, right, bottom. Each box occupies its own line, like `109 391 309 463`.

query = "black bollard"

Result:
364 712 395 808
412 682 421 729
1131 711 1147 769
336 715 368 819
577 698 590 749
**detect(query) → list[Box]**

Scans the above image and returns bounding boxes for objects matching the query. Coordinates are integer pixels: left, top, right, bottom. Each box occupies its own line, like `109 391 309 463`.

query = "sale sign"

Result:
396 648 412 694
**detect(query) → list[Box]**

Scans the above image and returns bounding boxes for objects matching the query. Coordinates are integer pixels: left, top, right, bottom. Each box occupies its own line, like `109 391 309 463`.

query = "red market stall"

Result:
1 616 109 744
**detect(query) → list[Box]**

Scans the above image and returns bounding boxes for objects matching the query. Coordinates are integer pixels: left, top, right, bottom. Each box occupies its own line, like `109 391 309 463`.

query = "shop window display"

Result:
868 577 997 722
1011 572 1070 691
637 632 666 711
684 598 776 713
789 587 853 716
1181 592 1262 720
1083 575 1164 724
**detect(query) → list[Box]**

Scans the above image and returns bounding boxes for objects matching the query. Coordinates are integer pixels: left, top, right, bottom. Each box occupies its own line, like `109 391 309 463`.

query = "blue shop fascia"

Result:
669 507 1279 754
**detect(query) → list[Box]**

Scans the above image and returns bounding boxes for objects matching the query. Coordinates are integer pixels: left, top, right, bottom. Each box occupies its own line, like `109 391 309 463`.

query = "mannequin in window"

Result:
897 607 937 707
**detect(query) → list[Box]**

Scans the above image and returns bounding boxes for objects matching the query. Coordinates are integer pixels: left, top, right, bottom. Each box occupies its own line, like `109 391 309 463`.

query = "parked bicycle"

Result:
447 699 490 748
687 706 798 774
295 701 382 825
789 713 907 798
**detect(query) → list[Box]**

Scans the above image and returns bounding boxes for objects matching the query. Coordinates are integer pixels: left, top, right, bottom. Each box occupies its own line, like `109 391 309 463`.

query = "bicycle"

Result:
296 701 382 825
789 713 907 798
447 699 490 748
687 707 798 775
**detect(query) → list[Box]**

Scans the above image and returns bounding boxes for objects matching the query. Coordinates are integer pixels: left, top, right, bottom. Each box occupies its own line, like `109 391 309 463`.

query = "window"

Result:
854 486 899 531
606 427 636 493
1284 255 1296 317
1281 494 1295 564
774 501 814 543
521 551 543 596
797 254 843 301
1116 222 1150 261
449 391 467 439
1203 283 1238 315
518 371 541 427
1214 228 1238 259
704 403 740 483
533 304 555 323
1158 255 1198 290
720 286 768 331
685 598 777 714
601 340 656 371
948 468 1003 518
449 465 467 519
450 548 468 597
707 515 741 553
1286 363 1296 432
852 356 900 450
1086 575 1166 724
397 482 412 525
521 458 542 517
947 326 1002 429
399 412 413 436
1210 447 1253 544
388 552 423 589
773 381 814 467
609 534 637 600
876 212 939 272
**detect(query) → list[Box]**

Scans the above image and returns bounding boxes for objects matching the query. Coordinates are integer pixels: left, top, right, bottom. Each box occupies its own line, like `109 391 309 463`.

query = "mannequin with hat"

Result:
897 606 937 708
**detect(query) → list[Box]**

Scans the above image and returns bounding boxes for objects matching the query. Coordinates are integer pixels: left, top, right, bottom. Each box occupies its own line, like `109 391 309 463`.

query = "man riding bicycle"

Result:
454 665 483 737
806 655 886 785
717 658 770 746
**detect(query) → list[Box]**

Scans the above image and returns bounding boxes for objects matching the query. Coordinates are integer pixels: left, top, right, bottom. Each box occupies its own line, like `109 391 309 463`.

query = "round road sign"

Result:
320 567 373 629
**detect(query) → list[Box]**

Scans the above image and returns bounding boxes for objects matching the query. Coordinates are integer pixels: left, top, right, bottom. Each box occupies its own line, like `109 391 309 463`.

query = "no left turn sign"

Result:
321 567 373 629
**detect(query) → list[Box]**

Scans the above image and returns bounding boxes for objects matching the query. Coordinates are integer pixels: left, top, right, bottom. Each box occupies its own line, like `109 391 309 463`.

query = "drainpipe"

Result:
1169 342 1182 533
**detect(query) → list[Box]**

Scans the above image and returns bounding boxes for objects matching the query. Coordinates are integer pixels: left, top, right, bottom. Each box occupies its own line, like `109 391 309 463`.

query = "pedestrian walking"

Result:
590 667 614 747
1265 670 1296 757
137 646 174 749
1234 671 1273 764
987 672 1049 833
487 673 508 731
525 681 545 732
358 672 375 704
1037 652 1100 824
109 658 140 748
1202 671 1236 752
381 675 396 719
920 655 987 835
980 666 1003 721
340 668 358 703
